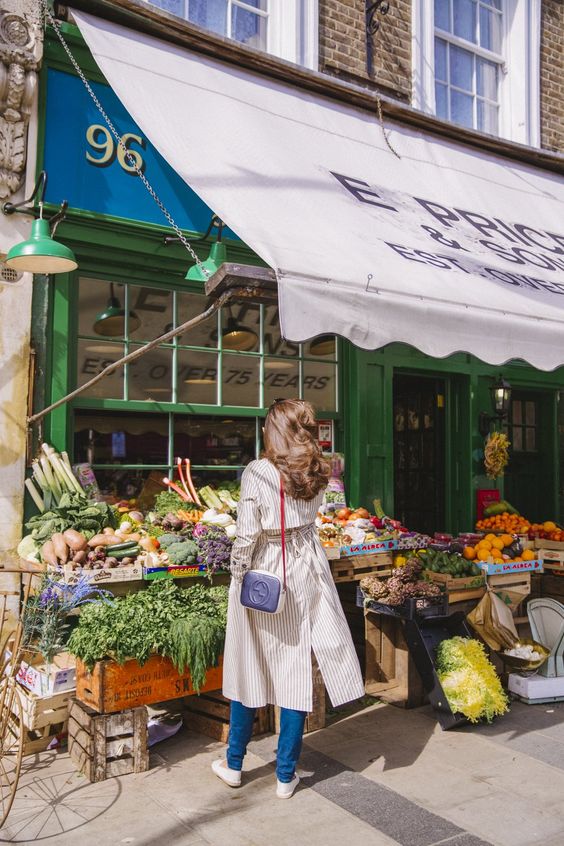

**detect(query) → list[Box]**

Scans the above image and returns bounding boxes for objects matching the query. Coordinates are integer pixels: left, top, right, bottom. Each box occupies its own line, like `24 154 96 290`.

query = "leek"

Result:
25 478 44 513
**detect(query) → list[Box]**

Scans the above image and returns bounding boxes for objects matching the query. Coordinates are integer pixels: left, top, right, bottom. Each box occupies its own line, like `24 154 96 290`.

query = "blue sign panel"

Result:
43 67 234 235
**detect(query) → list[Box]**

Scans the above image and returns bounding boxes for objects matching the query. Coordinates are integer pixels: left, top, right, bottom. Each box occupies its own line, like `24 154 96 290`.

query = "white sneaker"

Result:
211 758 242 787
276 774 300 799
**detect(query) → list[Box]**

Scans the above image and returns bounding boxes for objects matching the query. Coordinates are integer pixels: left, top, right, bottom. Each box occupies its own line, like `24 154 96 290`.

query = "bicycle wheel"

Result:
0 677 23 828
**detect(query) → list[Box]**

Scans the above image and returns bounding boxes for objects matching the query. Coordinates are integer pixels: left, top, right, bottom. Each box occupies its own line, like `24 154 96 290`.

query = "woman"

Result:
212 398 364 799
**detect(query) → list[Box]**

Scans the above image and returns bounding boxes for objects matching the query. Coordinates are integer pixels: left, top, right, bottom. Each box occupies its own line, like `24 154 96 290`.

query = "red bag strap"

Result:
280 476 287 591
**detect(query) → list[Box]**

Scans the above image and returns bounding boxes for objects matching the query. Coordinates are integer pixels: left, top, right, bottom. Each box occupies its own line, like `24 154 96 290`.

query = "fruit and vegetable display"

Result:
421 548 483 578
67 580 228 692
476 500 562 541
19 445 239 582
436 637 509 723
316 499 431 552
483 431 511 479
360 558 442 607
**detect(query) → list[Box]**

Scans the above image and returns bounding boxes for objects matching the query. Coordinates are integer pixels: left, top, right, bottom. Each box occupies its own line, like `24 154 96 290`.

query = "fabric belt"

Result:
264 524 314 541
264 523 325 578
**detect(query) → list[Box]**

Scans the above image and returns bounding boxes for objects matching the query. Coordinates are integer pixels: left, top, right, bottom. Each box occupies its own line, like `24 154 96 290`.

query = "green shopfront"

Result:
34 22 564 535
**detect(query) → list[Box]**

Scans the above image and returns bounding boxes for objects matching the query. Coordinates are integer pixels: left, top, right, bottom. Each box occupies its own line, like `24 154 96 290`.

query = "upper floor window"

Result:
413 0 541 147
434 0 502 134
145 0 318 68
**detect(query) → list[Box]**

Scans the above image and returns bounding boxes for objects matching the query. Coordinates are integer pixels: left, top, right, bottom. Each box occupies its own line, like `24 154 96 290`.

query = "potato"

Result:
87 534 122 547
63 529 87 551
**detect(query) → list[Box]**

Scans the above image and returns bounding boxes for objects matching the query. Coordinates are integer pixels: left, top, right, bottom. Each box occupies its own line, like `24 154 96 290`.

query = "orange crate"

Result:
76 655 223 714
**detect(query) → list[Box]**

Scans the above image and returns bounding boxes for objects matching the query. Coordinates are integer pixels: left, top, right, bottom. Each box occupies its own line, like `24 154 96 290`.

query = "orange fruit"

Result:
491 548 503 559
477 539 492 551
491 538 504 551
544 521 557 532
500 534 513 547
463 546 477 560
522 549 535 561
485 533 497 542
477 548 491 562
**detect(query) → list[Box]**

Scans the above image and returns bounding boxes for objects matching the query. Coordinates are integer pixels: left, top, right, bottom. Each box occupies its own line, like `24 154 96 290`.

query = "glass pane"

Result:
303 362 337 411
177 291 217 348
453 0 477 43
434 0 450 31
481 0 501 7
512 426 523 451
128 344 173 401
76 339 124 399
304 336 337 359
150 0 184 15
222 353 260 406
477 100 498 134
78 277 135 341
526 401 536 425
74 410 169 465
188 0 227 35
221 304 260 352
435 82 448 119
174 415 256 467
177 349 218 405
477 58 498 100
450 45 473 92
231 4 266 48
264 358 300 406
526 427 536 451
129 286 173 343
512 400 522 424
435 38 448 82
451 90 474 128
479 5 501 52
264 305 300 357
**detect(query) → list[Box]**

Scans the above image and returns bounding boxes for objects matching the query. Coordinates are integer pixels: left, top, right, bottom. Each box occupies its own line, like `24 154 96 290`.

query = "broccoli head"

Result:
158 533 186 549
166 540 198 566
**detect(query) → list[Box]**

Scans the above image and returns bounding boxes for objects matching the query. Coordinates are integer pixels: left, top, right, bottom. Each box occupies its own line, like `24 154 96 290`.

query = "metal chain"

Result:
40 0 209 277
376 95 401 159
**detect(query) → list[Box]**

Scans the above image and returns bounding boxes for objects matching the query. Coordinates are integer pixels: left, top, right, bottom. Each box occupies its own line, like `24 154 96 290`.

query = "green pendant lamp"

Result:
309 335 336 356
94 283 141 337
2 172 77 274
185 240 228 283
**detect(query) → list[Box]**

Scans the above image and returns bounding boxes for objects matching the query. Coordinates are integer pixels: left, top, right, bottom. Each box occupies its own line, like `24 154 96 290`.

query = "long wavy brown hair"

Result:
263 399 329 500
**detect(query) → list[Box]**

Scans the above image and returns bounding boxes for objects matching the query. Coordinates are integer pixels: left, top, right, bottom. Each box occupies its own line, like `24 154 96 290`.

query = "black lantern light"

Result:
479 376 512 437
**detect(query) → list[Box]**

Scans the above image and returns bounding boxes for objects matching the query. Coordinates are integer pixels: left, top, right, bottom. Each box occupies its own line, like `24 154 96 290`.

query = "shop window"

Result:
412 0 541 146
506 398 537 453
143 0 319 69
75 277 338 412
72 278 337 498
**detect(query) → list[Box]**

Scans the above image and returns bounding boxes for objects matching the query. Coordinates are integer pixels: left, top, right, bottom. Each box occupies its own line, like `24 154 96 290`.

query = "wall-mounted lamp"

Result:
163 214 228 283
366 1 390 35
93 282 141 337
479 376 512 437
2 171 78 274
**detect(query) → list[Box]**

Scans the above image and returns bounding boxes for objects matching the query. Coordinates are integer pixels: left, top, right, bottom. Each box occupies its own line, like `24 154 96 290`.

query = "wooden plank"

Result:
185 712 229 743
68 717 93 755
133 707 149 773
331 553 392 584
77 655 224 713
105 737 134 758
94 717 107 783
363 612 424 709
105 712 136 737
105 758 139 779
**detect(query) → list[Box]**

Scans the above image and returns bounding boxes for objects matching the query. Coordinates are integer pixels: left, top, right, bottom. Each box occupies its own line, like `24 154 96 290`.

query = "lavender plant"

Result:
195 525 233 579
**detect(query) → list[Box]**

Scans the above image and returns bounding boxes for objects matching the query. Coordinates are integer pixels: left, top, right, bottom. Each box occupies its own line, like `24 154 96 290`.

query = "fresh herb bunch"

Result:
196 526 233 578
67 580 229 687
25 492 116 543
23 573 113 664
153 491 187 517
436 636 509 723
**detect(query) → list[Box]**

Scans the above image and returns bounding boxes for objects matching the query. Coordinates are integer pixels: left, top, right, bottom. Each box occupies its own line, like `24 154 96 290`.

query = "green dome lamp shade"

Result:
93 283 141 337
222 314 258 351
6 218 78 274
185 240 228 283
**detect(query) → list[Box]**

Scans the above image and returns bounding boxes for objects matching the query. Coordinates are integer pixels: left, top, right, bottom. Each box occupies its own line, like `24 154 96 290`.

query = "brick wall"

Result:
318 0 412 101
540 0 564 152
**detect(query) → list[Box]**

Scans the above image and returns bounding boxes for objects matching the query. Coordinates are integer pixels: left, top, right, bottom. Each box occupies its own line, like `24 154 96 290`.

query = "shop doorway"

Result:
504 391 553 522
393 375 445 535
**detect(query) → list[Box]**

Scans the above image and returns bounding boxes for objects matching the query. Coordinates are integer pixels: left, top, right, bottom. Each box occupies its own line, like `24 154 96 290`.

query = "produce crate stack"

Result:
68 698 148 782
12 687 72 756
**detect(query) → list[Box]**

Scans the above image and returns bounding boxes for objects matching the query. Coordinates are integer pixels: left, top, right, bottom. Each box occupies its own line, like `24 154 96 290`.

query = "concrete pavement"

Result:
1 698 563 846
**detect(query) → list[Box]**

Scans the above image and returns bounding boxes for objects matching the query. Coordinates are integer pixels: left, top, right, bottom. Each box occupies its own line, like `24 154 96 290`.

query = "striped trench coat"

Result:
223 459 365 712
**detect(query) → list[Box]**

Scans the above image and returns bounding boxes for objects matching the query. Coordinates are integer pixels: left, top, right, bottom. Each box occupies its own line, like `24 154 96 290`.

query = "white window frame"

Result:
144 1 318 70
412 0 540 147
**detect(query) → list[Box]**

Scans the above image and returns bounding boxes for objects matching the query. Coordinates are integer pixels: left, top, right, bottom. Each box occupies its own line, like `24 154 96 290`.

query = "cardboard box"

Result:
480 559 543 575
16 652 76 697
62 564 143 585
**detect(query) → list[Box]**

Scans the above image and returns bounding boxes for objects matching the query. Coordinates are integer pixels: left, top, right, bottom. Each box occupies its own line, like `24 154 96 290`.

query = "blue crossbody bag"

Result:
240 477 287 615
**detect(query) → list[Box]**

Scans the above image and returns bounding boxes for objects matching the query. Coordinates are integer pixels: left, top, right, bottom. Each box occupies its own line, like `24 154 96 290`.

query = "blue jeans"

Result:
227 700 307 783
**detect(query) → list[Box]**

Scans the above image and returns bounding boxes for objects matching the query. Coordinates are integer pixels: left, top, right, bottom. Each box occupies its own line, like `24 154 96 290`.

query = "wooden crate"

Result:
423 570 486 605
76 655 223 714
330 553 392 584
68 698 148 782
537 548 564 572
363 612 424 709
184 691 272 743
13 685 72 756
534 538 564 551
542 573 564 601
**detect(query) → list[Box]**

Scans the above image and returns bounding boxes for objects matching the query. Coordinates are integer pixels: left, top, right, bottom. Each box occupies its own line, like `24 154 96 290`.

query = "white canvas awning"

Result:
73 10 564 370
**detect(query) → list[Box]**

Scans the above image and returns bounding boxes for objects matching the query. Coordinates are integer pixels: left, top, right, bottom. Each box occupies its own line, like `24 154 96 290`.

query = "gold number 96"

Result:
86 124 146 174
